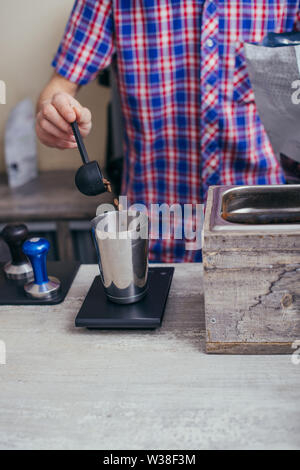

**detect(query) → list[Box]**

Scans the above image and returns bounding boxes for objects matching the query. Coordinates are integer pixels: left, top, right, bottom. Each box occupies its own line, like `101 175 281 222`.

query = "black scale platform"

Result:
0 261 80 305
75 266 174 329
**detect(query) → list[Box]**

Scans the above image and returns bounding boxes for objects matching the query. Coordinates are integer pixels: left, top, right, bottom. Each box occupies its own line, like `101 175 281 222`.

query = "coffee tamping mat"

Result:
1 223 33 281
22 237 61 300
0 234 80 306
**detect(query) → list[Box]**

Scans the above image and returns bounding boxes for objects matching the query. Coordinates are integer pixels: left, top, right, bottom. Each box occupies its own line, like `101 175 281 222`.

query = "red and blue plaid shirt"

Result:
53 0 300 262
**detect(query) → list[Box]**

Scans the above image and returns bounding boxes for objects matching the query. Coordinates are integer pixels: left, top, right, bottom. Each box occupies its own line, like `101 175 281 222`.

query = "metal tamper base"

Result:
4 261 34 281
24 276 61 300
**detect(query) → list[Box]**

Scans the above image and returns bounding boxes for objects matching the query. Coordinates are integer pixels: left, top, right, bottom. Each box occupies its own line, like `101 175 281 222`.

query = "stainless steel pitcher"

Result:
91 210 149 304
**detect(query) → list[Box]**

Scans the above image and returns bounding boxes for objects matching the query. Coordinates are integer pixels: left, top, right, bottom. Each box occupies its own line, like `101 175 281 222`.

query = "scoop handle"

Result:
71 121 90 165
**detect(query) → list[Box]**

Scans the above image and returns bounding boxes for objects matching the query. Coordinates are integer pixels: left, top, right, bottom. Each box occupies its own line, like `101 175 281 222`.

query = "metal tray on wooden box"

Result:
210 185 300 231
222 185 300 224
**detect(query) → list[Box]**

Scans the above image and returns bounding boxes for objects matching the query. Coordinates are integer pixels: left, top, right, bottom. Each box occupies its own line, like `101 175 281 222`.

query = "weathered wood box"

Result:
203 185 300 354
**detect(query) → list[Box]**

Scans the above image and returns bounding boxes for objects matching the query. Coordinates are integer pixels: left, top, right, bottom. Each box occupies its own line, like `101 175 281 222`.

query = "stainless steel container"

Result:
221 185 300 224
209 184 300 232
91 210 149 304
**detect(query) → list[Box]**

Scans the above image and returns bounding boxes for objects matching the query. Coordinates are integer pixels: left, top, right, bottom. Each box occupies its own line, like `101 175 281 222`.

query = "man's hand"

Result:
36 74 92 150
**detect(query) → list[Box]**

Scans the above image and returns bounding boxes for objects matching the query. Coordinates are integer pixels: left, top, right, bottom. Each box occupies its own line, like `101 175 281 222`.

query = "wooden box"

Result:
203 185 300 354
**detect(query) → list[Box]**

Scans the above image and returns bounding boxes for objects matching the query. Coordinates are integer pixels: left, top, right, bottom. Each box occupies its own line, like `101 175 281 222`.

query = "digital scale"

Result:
75 266 174 329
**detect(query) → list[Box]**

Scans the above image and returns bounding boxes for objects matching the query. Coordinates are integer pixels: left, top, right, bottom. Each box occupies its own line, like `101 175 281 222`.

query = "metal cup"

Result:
91 210 149 304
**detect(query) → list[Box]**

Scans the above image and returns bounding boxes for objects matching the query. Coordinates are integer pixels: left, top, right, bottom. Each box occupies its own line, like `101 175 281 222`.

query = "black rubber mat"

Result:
0 261 80 305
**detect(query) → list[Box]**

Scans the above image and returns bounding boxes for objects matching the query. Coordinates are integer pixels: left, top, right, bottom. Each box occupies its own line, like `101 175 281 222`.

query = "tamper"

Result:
1 223 33 281
22 238 61 300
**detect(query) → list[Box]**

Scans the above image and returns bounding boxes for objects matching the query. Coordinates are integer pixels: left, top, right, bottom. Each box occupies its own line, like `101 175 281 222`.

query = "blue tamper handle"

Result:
22 238 50 285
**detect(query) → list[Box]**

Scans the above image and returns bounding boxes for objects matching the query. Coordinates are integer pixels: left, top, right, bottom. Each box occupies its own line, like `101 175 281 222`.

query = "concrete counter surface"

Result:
0 263 299 450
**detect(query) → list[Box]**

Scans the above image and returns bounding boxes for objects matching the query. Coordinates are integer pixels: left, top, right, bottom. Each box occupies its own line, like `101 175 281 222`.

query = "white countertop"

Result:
0 263 299 450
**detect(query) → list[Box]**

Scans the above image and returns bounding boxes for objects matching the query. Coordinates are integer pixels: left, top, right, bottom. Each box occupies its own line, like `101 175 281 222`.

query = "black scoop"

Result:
71 121 107 196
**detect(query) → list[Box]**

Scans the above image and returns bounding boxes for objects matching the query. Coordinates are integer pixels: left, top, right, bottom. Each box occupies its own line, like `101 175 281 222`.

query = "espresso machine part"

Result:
71 121 107 196
1 223 33 281
22 238 61 299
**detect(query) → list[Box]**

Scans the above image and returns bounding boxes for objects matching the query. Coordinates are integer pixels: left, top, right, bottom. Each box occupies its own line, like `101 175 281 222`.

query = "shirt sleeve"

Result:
52 0 114 85
293 2 300 31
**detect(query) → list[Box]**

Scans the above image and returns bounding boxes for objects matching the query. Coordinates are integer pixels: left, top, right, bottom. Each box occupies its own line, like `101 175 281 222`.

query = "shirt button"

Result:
206 38 215 48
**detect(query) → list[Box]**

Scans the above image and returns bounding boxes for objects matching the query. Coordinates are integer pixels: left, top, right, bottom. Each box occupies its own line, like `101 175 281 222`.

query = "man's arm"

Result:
36 0 114 150
294 1 300 31
36 72 92 149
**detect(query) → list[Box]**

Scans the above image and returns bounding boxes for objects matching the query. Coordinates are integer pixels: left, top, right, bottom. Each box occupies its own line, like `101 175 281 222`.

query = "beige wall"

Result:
0 0 110 173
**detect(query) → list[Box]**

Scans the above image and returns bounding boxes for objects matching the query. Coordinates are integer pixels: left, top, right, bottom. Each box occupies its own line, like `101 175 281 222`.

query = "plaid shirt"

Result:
53 0 300 263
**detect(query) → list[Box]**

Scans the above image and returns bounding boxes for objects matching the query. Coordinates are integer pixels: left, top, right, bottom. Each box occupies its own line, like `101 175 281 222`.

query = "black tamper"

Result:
71 121 107 196
22 238 61 300
1 223 33 281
